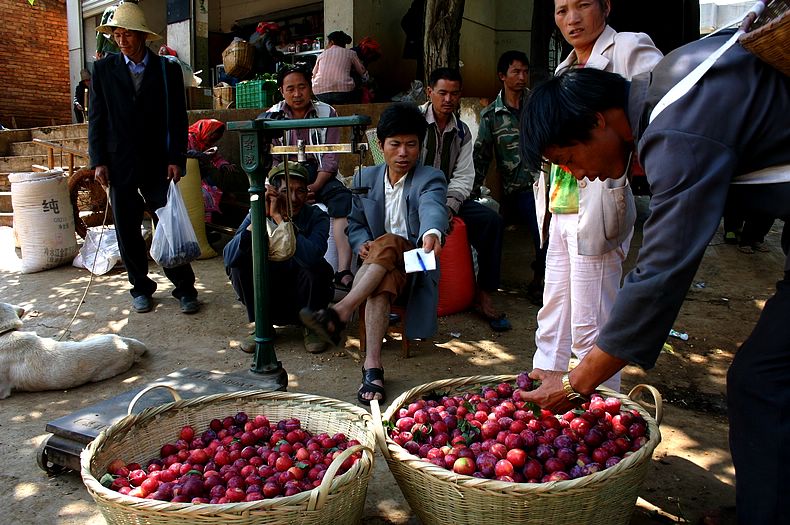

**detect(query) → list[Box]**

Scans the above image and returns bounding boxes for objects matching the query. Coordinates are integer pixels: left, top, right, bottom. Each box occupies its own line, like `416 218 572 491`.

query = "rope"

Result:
57 183 110 341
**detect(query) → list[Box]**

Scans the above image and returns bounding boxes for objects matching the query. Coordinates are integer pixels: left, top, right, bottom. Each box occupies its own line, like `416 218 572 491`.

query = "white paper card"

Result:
403 248 437 273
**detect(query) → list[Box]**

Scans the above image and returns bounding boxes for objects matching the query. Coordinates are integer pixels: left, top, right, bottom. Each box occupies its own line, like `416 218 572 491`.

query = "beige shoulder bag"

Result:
266 161 297 261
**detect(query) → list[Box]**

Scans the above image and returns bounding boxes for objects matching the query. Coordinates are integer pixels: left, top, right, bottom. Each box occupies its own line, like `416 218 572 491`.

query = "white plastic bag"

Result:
150 180 201 268
73 226 121 275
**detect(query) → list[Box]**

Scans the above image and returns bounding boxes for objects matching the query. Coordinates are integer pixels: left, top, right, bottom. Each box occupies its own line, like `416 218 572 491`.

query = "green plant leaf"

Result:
99 473 116 487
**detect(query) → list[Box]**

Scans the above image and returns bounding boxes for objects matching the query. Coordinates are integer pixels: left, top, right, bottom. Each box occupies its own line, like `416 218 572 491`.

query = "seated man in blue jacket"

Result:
301 102 448 405
224 161 334 354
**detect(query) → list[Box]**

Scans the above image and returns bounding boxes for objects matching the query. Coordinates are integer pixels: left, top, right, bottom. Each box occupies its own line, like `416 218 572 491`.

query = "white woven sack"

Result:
9 170 78 273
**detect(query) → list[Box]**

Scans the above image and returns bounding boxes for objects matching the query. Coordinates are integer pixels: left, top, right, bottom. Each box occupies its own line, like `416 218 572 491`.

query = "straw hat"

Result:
96 2 160 41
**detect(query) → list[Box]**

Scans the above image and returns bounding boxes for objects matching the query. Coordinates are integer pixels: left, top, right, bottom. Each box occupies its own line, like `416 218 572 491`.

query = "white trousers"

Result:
532 213 632 392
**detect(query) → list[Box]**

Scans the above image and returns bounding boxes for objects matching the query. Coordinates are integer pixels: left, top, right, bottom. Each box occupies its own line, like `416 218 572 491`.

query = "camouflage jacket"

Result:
473 90 533 195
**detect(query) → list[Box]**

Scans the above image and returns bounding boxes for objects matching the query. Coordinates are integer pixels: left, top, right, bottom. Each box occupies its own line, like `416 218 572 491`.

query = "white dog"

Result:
0 302 147 399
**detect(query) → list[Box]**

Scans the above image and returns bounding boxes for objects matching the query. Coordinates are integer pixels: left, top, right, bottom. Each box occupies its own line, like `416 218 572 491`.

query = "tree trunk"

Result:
423 0 465 81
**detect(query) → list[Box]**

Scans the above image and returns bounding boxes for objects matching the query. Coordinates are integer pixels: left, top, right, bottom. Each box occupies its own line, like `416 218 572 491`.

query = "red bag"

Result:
437 216 475 317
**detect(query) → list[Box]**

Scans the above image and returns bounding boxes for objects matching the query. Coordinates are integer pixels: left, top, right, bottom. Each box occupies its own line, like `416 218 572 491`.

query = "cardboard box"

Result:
186 87 213 110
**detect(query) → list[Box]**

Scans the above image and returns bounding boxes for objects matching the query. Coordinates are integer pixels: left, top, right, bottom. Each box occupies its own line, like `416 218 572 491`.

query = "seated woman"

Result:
187 119 237 221
312 31 369 105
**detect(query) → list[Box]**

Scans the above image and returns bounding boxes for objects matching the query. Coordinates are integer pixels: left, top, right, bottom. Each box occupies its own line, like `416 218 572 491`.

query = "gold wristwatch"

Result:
562 373 589 405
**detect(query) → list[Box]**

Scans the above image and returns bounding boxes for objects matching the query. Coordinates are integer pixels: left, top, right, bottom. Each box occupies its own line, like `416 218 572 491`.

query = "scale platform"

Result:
38 367 285 475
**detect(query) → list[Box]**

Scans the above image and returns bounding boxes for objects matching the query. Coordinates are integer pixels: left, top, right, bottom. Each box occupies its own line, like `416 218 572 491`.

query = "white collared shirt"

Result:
383 167 443 244
384 169 408 238
123 52 149 75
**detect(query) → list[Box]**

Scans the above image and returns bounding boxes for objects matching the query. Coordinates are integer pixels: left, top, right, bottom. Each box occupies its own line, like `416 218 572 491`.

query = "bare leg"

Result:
359 292 390 401
332 263 386 322
333 217 353 287
475 288 500 319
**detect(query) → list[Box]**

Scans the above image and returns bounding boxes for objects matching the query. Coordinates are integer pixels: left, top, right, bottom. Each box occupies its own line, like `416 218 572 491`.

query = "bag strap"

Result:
649 1 766 124
282 160 294 219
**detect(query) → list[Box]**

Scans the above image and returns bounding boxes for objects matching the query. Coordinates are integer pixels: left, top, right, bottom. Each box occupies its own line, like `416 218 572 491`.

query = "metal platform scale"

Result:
37 113 372 475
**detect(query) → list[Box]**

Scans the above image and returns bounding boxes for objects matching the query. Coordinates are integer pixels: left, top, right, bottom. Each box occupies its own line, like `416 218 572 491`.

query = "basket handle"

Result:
307 443 373 511
370 399 392 460
627 384 663 426
126 384 182 416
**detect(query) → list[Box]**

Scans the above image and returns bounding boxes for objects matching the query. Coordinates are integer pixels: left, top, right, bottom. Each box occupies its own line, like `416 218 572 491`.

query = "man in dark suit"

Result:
520 35 790 523
88 2 198 314
301 103 448 404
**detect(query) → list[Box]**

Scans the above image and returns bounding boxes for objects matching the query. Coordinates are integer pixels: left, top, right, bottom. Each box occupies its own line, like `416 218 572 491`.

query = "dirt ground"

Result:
0 201 785 524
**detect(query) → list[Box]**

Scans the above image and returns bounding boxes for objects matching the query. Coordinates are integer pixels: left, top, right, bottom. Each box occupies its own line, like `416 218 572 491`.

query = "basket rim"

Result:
80 390 375 514
740 7 790 44
379 374 661 494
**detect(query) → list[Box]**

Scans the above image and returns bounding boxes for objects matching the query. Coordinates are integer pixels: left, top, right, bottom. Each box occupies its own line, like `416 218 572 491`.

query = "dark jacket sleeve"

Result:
88 59 110 168
223 213 253 268
597 132 735 369
164 57 188 170
293 206 330 268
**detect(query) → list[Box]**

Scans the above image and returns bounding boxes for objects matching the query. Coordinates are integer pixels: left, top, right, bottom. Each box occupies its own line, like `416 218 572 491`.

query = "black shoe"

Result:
526 280 544 307
180 296 200 314
132 295 153 313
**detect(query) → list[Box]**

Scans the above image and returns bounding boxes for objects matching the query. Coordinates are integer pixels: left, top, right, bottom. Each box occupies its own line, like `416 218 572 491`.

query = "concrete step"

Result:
0 173 9 191
0 155 50 173
0 129 33 156
8 138 89 157
0 212 12 227
0 192 10 213
30 124 88 141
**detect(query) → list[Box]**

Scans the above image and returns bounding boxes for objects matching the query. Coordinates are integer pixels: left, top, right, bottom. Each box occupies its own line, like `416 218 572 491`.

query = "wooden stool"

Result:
359 302 410 358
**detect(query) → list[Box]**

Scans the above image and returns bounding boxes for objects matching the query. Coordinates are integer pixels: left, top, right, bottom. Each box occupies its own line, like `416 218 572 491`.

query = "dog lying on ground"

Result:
0 302 147 399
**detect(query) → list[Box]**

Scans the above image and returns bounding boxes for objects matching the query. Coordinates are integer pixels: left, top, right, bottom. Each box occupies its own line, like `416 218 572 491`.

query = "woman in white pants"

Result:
531 0 662 391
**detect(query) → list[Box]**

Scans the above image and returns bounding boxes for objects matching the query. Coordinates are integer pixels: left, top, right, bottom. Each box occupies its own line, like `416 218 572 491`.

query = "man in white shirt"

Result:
421 67 508 331
301 103 448 405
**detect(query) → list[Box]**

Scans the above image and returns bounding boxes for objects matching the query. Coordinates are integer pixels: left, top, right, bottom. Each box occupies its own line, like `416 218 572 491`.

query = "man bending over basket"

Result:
518 30 790 524
301 102 448 405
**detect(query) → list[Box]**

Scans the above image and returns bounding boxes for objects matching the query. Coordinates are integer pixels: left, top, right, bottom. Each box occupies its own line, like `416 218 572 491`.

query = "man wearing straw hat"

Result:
519 30 790 523
88 2 199 315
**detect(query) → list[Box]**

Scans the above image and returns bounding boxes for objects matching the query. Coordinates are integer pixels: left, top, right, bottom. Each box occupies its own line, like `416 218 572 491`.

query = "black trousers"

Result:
723 191 776 246
725 183 789 524
502 189 547 281
228 257 333 325
457 199 504 293
109 179 196 300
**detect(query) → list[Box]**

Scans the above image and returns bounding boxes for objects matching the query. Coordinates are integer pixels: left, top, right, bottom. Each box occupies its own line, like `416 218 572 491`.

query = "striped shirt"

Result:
312 46 368 94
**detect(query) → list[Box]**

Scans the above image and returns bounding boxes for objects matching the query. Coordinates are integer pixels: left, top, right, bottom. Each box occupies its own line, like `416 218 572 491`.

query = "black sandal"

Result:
334 270 354 292
357 367 386 406
299 307 346 347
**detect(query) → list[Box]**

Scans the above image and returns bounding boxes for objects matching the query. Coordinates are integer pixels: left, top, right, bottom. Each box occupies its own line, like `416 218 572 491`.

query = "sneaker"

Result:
303 327 328 354
526 280 544 307
132 295 153 313
180 296 200 314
